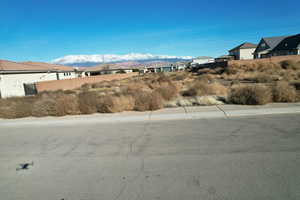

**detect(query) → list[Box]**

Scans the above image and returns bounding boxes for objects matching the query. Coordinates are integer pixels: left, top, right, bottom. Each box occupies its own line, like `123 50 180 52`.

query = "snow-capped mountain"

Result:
51 53 193 67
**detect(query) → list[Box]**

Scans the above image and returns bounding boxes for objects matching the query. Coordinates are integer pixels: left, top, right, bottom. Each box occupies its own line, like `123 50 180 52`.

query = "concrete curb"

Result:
0 104 300 126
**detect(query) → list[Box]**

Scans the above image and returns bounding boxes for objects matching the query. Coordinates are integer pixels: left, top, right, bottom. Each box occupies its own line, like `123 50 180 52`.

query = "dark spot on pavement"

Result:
208 186 217 195
16 161 34 171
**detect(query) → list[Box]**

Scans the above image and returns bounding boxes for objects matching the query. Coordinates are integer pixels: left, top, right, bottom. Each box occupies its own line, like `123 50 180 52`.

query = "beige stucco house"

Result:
229 43 257 60
0 60 76 98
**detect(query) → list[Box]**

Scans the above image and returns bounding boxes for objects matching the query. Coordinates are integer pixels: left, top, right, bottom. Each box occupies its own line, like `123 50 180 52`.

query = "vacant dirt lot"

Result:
1 55 300 119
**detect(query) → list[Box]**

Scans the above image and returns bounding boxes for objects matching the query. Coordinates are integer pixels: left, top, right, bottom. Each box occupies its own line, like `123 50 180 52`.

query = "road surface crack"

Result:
215 105 229 118
128 111 152 156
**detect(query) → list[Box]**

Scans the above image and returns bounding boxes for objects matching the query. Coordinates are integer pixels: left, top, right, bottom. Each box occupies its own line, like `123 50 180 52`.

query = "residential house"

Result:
215 55 235 62
81 65 134 76
144 65 175 73
174 62 187 71
253 35 292 59
229 43 257 60
0 60 76 98
270 34 300 56
191 56 215 67
139 63 185 74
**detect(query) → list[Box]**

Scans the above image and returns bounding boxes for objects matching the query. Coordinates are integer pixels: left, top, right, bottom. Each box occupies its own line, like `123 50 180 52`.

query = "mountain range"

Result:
51 53 193 67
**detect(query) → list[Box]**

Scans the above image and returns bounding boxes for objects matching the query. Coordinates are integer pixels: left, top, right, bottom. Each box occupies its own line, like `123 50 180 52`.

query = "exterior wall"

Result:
191 58 215 65
0 72 57 98
123 69 133 73
76 71 88 78
177 65 186 70
57 72 76 80
36 73 138 92
254 39 270 59
239 48 255 60
229 49 240 60
272 50 299 57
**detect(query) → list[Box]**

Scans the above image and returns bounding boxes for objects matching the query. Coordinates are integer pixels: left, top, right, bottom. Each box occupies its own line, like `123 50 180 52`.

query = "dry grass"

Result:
0 97 34 119
183 81 228 97
78 91 98 114
225 64 240 75
197 74 215 83
221 60 300 82
155 82 179 101
280 60 300 70
133 91 164 111
170 72 189 81
229 85 272 105
97 95 134 113
55 94 80 116
272 81 297 102
253 73 277 83
31 97 58 117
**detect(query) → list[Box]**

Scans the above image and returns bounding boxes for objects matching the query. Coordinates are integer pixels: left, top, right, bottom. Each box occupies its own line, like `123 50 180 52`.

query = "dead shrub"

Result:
209 82 228 96
97 95 135 113
121 83 149 95
0 96 37 119
133 91 164 111
280 60 300 70
256 62 273 72
78 91 98 114
14 100 33 118
197 74 215 83
292 81 300 90
182 81 227 97
81 83 92 90
182 81 210 96
64 90 77 95
157 73 171 83
31 97 58 117
282 70 296 81
55 94 80 116
91 82 106 89
0 100 17 119
155 82 179 101
254 73 275 83
229 85 272 105
231 79 241 86
171 72 189 81
226 64 239 75
272 81 297 102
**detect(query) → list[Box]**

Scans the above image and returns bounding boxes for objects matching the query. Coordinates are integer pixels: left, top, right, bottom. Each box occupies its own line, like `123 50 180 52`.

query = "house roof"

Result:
0 60 74 73
262 35 291 50
271 34 300 51
194 56 214 59
229 42 257 52
217 55 235 59
21 62 74 71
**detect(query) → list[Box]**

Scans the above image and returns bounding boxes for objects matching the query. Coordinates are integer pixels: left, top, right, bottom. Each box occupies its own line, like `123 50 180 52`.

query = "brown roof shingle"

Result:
229 42 257 52
0 60 74 72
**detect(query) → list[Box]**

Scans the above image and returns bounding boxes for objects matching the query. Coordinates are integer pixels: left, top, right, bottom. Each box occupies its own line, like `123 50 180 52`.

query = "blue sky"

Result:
0 0 300 62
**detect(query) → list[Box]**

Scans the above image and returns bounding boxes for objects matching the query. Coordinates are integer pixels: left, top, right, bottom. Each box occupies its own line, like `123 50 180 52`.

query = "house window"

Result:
63 72 72 76
261 43 266 48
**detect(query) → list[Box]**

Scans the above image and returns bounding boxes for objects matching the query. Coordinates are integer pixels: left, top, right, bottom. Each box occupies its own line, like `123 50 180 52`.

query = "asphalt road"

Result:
0 112 300 200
